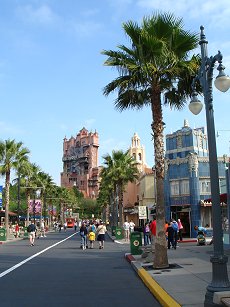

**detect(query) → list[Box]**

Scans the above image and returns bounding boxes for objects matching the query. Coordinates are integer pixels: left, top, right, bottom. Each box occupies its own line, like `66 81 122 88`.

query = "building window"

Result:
200 180 211 193
181 180 190 195
177 135 182 148
138 153 142 161
170 181 180 196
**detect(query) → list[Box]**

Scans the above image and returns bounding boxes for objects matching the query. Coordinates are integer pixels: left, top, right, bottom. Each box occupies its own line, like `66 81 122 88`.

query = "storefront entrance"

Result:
171 206 191 238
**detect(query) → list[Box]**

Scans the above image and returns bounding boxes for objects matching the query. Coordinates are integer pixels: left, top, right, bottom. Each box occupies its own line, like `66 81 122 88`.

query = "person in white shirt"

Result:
96 221 107 249
123 221 130 241
129 220 135 233
40 220 46 237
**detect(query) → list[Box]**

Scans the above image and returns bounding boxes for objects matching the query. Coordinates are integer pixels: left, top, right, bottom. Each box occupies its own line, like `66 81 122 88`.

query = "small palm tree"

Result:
102 12 200 268
37 171 54 225
0 139 29 238
20 162 41 226
101 150 139 226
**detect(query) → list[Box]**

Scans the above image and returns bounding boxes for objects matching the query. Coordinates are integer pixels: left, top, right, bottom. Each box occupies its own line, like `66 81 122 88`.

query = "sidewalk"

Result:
0 236 24 244
110 233 230 306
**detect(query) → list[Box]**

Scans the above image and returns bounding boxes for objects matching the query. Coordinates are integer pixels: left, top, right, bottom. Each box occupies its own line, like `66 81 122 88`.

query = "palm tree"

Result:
0 139 30 239
101 13 200 268
36 171 54 225
19 162 41 226
101 150 139 226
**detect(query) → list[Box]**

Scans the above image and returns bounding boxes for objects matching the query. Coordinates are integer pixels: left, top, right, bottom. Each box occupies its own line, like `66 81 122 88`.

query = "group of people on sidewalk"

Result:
79 220 107 250
123 218 184 248
123 220 135 241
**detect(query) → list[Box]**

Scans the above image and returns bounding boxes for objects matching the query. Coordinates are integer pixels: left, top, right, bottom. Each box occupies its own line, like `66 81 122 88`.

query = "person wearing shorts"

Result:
96 221 107 249
28 222 36 246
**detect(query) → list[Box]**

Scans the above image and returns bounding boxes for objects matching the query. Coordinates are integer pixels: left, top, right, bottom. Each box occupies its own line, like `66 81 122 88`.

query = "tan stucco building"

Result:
123 133 156 225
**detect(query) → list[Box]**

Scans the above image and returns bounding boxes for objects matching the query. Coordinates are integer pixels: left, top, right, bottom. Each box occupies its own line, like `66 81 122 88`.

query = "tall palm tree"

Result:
0 139 30 238
101 150 139 226
101 13 200 268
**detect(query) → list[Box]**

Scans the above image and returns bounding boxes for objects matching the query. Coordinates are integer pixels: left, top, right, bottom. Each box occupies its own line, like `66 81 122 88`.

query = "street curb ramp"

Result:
125 253 181 307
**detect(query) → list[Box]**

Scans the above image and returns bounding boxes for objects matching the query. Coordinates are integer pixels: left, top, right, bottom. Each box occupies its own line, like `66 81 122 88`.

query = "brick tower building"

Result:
60 127 100 198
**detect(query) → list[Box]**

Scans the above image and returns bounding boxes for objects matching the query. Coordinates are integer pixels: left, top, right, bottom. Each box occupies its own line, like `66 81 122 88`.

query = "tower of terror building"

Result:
60 128 100 198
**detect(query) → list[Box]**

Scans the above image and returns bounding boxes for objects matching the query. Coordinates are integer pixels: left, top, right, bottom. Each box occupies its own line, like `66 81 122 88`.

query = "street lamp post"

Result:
189 26 230 306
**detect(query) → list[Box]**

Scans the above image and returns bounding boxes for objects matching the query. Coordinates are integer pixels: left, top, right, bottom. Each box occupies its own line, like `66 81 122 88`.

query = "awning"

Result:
200 193 227 206
0 210 17 216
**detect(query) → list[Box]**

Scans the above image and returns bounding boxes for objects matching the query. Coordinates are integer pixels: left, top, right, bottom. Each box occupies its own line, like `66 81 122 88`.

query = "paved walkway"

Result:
111 234 230 307
2 231 230 306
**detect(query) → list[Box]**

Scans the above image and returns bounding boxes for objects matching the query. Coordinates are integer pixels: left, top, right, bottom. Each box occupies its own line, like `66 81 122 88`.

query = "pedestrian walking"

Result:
172 219 179 249
74 221 78 232
177 219 183 241
88 229 96 248
40 219 46 237
27 221 36 246
143 222 150 246
64 221 67 232
58 222 62 232
123 220 130 241
79 222 88 250
96 221 107 249
89 221 96 233
15 223 20 238
166 222 174 249
129 220 135 233
149 218 156 247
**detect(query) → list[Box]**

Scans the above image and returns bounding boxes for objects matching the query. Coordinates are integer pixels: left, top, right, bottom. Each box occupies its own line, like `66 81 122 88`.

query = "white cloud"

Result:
16 4 58 25
70 20 103 37
136 0 230 25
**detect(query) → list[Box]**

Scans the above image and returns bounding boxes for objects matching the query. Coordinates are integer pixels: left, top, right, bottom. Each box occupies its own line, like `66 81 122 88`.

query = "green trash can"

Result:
115 227 123 239
111 226 116 236
23 226 28 237
130 231 142 255
0 228 6 241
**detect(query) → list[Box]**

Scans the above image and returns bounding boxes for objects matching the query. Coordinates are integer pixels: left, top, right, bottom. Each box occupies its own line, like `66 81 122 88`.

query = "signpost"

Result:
138 206 147 220
0 186 2 209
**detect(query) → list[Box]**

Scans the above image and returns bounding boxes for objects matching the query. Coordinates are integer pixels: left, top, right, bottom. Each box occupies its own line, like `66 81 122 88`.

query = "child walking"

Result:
88 230 96 249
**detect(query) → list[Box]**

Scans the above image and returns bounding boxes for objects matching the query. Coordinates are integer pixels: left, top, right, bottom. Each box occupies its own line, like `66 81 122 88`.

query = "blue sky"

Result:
0 0 230 186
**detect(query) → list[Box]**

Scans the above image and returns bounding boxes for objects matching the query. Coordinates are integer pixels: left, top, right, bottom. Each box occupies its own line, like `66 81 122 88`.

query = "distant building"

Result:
164 120 228 237
60 127 100 198
123 133 155 225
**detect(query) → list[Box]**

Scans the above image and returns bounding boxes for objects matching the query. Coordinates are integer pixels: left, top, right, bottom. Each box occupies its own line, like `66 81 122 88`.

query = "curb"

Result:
125 253 181 307
0 237 24 244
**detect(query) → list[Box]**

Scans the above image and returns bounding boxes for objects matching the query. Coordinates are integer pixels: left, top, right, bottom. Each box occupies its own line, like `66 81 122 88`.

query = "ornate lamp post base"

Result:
205 255 230 306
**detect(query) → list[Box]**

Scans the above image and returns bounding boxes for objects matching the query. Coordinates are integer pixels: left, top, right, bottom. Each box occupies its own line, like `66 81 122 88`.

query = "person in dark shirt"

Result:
166 222 175 249
79 222 88 250
28 222 36 246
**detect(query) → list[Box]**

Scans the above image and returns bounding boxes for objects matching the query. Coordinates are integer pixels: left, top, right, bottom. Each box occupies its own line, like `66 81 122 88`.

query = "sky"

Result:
0 0 230 186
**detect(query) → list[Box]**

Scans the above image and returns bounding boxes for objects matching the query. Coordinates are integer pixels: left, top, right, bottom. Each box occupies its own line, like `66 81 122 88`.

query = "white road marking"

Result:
114 240 124 244
0 232 77 278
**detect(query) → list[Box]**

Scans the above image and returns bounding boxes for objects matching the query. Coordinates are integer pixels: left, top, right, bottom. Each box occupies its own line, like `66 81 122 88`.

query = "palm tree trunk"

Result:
40 193 43 225
118 184 124 226
151 95 169 269
5 172 10 239
26 192 31 226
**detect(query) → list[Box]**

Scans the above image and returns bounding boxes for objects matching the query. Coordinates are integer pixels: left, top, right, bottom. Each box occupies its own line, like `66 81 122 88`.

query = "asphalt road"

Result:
0 229 161 307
